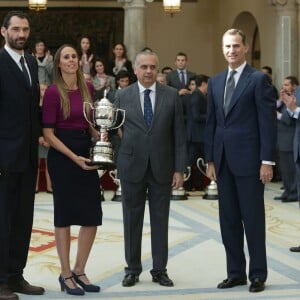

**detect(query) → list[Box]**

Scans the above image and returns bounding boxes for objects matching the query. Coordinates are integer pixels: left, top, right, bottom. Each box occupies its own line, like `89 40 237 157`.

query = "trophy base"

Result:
111 194 122 202
170 187 188 201
171 194 188 201
86 161 116 170
202 194 218 200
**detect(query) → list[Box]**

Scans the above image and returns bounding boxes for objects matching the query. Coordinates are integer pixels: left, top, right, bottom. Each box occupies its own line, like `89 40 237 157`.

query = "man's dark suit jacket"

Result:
115 82 187 183
0 49 40 172
185 90 207 143
277 103 295 152
205 64 277 176
166 69 195 90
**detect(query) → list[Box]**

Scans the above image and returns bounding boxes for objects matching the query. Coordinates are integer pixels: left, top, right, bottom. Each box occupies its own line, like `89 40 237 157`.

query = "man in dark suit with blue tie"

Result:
115 50 187 288
0 11 44 300
205 29 277 293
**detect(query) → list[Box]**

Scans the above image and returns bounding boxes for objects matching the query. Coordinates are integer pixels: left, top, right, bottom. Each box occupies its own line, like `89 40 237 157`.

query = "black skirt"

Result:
47 128 102 227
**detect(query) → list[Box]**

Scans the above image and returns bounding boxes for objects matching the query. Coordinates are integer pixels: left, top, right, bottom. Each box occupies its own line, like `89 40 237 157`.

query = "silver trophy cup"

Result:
83 92 125 169
170 166 191 201
109 169 122 202
196 158 218 200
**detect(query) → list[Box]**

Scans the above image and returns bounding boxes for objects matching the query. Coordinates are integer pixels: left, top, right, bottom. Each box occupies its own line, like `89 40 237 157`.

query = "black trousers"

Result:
0 165 37 283
121 164 172 275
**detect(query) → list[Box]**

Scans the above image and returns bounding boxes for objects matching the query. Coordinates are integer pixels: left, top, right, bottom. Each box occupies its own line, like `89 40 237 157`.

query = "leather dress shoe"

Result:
282 198 298 203
122 274 139 287
273 196 286 200
217 278 247 289
151 272 174 287
8 279 45 295
0 284 18 300
249 278 265 292
290 246 300 252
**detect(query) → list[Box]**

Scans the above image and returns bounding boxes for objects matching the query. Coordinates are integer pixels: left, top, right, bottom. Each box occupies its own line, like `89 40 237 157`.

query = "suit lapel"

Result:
3 49 31 89
152 83 164 127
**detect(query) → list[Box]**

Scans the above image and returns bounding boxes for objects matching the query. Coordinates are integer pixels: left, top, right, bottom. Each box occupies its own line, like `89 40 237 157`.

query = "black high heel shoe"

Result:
72 272 100 292
58 275 85 296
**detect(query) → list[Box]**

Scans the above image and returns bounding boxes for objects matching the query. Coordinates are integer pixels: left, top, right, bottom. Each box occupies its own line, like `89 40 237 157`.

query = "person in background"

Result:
166 52 195 96
184 74 209 192
78 36 94 80
205 28 276 293
0 10 45 300
107 42 136 82
281 83 300 252
261 65 279 99
161 66 173 75
91 57 115 100
36 83 52 193
42 44 103 296
273 76 298 203
156 73 167 85
115 50 187 288
33 39 53 85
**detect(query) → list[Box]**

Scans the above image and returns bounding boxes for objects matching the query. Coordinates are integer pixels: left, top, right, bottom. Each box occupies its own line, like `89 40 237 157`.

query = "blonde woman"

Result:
42 44 102 296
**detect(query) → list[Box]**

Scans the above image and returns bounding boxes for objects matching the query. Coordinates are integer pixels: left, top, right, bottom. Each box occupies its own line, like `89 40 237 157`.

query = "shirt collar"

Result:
177 69 186 74
4 44 24 63
228 61 246 75
138 81 156 94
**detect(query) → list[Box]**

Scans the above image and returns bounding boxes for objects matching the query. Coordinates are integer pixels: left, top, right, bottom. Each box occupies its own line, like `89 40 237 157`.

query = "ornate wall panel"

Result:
0 8 124 61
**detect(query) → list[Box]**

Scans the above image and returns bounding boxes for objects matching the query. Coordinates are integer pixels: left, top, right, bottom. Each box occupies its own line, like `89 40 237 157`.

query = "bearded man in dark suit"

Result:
0 11 44 300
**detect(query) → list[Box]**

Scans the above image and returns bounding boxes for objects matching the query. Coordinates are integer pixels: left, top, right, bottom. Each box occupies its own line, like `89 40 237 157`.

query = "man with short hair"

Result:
0 10 44 300
166 52 195 96
205 28 277 293
274 76 298 203
115 50 186 288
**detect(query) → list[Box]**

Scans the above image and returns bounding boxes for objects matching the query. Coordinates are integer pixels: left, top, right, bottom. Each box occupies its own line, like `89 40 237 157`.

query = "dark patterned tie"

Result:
144 89 153 127
180 71 186 88
224 70 236 116
20 56 31 87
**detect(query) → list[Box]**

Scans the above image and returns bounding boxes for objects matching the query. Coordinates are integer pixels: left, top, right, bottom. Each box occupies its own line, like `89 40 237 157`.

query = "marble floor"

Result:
20 182 300 300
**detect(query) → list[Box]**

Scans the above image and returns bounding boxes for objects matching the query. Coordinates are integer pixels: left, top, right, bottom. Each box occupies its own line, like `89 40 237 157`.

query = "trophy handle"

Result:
109 169 116 181
196 157 207 177
184 166 191 181
109 109 126 131
83 102 94 127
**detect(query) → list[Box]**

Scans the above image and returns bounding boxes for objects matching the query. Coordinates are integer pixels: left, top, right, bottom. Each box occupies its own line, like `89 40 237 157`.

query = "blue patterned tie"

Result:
144 89 153 127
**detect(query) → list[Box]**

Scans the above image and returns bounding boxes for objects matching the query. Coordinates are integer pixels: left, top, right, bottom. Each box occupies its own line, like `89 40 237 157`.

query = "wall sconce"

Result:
28 0 47 11
163 0 181 17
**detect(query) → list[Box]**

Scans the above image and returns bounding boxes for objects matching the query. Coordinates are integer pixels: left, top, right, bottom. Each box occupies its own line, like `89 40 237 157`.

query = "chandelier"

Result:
163 0 181 16
28 0 47 11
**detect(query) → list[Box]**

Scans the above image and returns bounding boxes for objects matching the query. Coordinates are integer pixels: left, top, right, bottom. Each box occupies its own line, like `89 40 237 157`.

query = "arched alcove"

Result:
232 12 260 69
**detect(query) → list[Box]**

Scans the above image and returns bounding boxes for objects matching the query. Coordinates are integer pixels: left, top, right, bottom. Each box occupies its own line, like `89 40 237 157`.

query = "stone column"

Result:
118 0 147 62
270 0 299 88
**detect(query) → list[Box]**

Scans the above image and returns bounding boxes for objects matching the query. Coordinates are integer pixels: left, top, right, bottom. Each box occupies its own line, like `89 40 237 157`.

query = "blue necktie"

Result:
224 70 236 116
20 56 31 87
180 71 185 88
144 89 153 127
